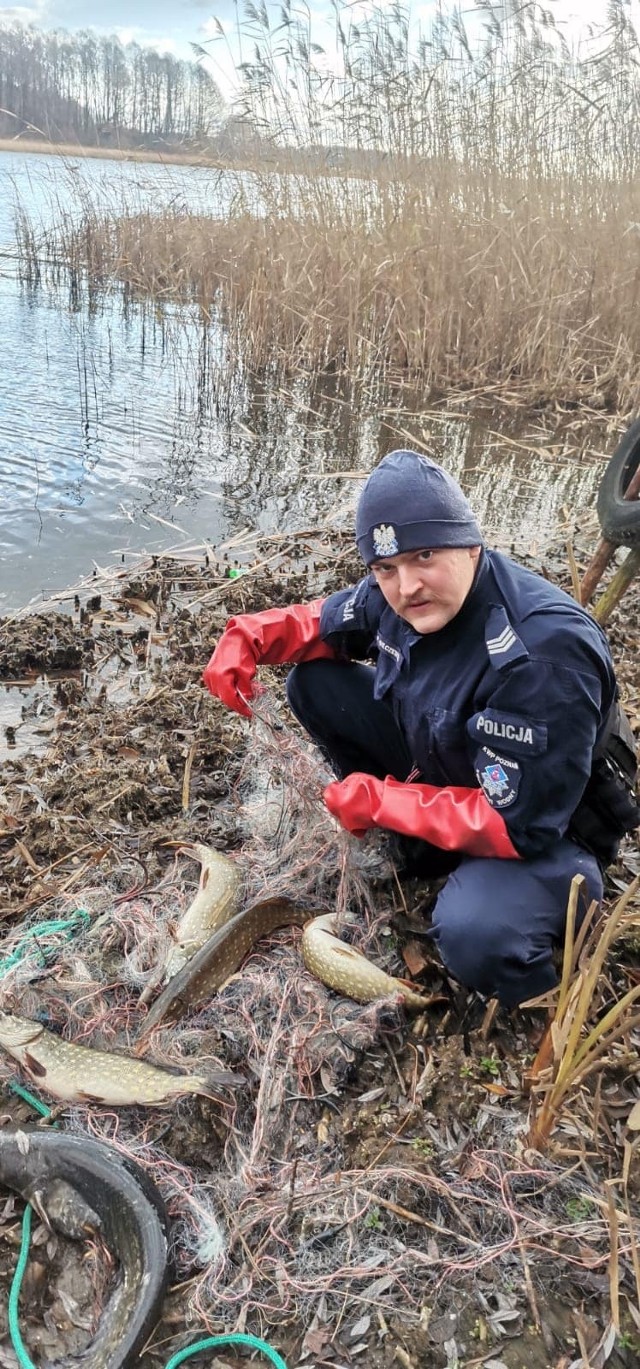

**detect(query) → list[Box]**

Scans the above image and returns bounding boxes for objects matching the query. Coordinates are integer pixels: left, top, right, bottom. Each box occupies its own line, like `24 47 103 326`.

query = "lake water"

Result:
0 148 610 616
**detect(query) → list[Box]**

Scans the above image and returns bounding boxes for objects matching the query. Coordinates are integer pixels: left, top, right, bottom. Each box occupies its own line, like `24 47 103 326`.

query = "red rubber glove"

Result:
323 773 520 860
202 600 335 717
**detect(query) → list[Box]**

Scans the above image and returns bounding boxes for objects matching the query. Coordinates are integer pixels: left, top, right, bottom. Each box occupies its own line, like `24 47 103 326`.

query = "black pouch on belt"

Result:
568 700 640 867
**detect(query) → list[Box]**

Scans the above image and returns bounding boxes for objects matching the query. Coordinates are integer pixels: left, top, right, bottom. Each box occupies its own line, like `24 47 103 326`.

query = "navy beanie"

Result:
356 449 483 565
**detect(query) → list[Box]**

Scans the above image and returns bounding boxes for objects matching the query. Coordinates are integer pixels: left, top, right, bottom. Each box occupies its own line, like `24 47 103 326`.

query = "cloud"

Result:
0 1 50 21
114 26 181 54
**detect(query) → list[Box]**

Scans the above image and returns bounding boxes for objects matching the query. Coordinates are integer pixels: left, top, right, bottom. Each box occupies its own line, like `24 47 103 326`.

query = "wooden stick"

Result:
592 546 640 624
182 739 197 814
580 460 640 605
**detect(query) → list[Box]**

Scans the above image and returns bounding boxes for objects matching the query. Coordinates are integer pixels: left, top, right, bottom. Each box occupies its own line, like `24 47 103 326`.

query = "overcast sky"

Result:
1 2 637 103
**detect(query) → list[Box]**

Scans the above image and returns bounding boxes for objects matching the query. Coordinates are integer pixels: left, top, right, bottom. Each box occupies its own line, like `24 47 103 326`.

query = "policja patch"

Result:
468 709 547 757
476 747 522 809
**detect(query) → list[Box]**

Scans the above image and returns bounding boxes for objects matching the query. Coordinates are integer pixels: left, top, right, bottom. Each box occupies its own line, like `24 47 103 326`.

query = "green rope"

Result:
0 908 90 976
2 921 77 1369
7 1082 54 1119
8 1204 37 1368
164 1334 288 1369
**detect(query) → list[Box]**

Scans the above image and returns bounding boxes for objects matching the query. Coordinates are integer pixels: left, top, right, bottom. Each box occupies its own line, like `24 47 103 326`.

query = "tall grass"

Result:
15 1 640 405
526 875 640 1153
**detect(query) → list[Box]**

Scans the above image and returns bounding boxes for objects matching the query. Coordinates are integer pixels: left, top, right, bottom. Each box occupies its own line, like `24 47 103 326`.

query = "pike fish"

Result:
301 912 439 1009
0 1124 170 1368
0 1012 239 1106
164 843 242 979
141 897 439 1034
141 896 309 1033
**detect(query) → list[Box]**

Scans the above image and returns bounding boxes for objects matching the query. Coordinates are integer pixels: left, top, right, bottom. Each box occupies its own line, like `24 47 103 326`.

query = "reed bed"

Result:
18 189 640 404
14 0 640 407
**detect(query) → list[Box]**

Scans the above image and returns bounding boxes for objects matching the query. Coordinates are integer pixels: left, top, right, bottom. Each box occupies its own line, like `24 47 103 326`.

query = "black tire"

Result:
597 418 640 547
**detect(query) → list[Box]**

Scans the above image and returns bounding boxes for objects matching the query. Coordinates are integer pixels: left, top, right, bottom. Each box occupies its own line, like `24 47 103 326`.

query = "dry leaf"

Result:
402 938 431 977
350 1315 371 1339
119 597 157 618
626 1099 640 1130
301 1326 331 1358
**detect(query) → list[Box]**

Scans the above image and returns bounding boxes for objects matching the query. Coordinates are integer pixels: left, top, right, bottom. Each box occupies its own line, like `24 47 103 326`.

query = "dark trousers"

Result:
287 659 603 1008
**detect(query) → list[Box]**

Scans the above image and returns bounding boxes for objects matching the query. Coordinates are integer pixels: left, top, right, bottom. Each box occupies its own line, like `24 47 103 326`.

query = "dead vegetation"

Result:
0 524 638 1368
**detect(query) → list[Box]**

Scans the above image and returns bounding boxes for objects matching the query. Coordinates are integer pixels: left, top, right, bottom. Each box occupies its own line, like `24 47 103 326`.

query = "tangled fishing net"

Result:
0 693 635 1355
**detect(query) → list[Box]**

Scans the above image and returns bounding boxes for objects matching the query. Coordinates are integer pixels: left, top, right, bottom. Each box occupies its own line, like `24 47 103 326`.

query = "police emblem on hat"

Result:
372 524 399 557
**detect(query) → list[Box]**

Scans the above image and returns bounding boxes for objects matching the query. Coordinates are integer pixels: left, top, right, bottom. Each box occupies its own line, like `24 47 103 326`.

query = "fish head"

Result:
0 1012 44 1049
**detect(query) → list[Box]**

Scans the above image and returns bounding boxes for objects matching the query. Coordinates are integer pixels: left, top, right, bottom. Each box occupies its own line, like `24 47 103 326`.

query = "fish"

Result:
301 912 441 1010
164 843 242 979
0 1012 240 1107
140 897 439 1034
0 1123 170 1368
141 896 309 1034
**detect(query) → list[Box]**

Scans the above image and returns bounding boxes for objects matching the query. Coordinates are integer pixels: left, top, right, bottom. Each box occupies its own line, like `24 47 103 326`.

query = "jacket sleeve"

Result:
466 645 610 858
319 577 386 659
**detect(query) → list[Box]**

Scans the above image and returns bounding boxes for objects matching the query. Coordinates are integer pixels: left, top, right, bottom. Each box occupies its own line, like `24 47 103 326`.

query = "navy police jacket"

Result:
319 550 618 859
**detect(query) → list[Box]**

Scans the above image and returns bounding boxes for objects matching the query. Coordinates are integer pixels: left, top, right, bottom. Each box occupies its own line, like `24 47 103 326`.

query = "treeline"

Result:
0 23 225 147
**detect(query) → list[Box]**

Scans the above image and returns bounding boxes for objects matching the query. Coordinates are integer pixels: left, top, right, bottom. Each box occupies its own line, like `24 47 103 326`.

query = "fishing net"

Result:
0 693 635 1358
234 689 392 919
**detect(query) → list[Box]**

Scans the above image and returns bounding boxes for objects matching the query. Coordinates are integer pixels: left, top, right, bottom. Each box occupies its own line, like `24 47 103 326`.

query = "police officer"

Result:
203 450 639 1007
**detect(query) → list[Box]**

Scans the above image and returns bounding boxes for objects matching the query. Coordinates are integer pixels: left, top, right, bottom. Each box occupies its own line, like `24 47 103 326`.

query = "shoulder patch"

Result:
468 709 547 757
475 747 521 809
485 606 528 670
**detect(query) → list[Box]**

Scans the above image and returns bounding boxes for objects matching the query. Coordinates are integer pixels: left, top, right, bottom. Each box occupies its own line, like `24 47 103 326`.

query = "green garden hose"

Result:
164 1334 288 1369
5 1082 289 1369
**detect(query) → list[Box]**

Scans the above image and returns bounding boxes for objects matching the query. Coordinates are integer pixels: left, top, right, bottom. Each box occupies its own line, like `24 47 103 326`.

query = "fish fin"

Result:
77 1090 107 1104
328 943 361 961
204 1068 245 1090
28 1189 52 1229
23 1051 47 1078
215 972 241 993
397 976 445 996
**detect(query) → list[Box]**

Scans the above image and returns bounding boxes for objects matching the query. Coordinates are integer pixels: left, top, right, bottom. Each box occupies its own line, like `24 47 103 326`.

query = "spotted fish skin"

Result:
0 1125 170 1368
301 913 438 1009
141 898 438 1034
142 897 308 1033
164 844 242 979
0 1012 235 1106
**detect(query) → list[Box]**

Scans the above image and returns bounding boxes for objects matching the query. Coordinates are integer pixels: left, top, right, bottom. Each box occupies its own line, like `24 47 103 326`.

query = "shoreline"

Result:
0 136 235 167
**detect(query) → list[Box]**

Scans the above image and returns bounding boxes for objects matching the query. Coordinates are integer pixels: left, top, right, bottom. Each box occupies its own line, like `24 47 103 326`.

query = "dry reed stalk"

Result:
604 1181 621 1332
22 189 640 407
527 875 640 1151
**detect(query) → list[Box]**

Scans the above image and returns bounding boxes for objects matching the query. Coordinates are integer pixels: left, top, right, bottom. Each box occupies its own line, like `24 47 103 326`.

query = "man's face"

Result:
370 545 481 633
